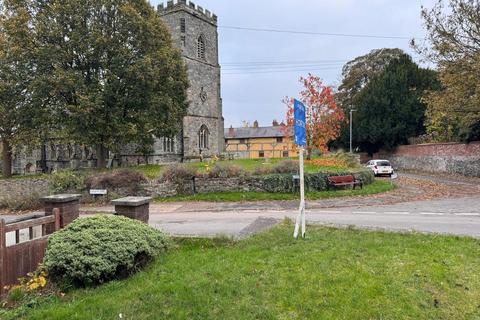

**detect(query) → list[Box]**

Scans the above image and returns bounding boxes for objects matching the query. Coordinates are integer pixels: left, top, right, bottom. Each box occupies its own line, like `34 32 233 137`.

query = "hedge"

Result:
249 169 375 193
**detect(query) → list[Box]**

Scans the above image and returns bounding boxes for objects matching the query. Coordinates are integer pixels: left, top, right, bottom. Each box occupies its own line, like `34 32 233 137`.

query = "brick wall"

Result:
368 141 480 177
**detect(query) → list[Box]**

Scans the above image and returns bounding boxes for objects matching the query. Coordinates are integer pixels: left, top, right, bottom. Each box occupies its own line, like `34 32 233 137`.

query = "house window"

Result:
180 18 186 33
259 151 265 158
276 137 283 143
197 35 206 60
199 125 209 149
163 137 175 153
180 35 186 47
283 151 289 158
239 139 246 144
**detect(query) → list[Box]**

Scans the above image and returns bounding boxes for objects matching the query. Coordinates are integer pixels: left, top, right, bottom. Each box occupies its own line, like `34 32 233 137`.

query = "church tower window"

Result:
199 125 209 149
197 35 206 60
180 18 186 33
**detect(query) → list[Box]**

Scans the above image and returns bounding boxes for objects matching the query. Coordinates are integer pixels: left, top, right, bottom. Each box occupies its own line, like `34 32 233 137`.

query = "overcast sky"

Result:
150 0 436 128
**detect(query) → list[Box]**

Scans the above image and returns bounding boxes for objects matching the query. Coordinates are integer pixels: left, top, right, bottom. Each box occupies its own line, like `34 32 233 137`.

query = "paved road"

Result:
149 196 480 238
4 173 479 239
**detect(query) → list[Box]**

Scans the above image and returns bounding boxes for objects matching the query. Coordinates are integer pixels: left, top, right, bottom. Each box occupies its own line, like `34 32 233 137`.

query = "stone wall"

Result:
0 178 50 201
370 142 480 177
142 177 267 198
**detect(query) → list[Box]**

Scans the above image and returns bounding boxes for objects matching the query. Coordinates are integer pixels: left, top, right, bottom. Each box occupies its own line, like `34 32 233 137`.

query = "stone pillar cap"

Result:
41 194 82 203
111 197 152 207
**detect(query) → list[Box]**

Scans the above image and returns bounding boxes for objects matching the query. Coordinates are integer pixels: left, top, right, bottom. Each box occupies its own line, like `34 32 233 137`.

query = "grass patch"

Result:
5 223 480 319
155 180 394 202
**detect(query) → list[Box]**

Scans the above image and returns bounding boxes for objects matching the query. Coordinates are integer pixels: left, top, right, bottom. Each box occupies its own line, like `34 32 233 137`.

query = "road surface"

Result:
149 196 480 238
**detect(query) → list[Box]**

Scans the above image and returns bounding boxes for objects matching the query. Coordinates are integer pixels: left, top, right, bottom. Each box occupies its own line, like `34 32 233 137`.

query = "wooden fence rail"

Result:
0 209 60 296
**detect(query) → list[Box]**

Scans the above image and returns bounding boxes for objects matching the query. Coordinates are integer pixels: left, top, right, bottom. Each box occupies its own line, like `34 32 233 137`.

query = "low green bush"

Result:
160 164 196 183
333 151 360 168
208 163 247 178
250 169 374 193
49 170 86 193
44 215 170 287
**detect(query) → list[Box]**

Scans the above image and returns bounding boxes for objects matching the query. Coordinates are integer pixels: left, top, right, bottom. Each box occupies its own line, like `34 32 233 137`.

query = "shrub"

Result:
85 169 147 195
44 215 170 287
49 170 86 193
208 163 247 178
334 152 360 168
272 160 299 174
250 169 375 193
160 164 196 183
253 165 273 176
354 169 375 185
160 164 197 194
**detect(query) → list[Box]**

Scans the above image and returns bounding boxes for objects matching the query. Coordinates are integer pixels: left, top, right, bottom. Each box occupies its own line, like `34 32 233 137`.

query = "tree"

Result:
334 48 406 149
283 74 345 158
413 0 480 142
0 0 44 177
33 0 189 167
353 54 439 155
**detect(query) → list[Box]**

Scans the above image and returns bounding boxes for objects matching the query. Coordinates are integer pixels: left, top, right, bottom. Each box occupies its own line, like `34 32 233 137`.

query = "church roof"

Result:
225 126 293 139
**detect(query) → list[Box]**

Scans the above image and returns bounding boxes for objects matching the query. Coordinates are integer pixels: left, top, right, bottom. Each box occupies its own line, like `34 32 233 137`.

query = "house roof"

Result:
224 126 293 139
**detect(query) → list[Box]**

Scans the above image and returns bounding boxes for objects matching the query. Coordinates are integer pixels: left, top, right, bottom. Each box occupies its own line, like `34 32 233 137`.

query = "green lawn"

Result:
5 223 480 319
156 180 394 202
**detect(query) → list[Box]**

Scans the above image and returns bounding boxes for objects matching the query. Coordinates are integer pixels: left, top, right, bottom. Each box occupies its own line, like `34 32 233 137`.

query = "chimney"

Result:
228 126 235 136
253 120 259 128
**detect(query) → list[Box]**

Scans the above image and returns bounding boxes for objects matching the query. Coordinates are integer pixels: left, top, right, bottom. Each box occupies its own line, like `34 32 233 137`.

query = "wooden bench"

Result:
327 175 363 190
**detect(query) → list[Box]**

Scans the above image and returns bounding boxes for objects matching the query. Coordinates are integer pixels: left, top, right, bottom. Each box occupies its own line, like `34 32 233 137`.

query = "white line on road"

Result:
453 213 480 216
384 212 411 215
353 211 377 214
420 212 445 215
315 210 342 214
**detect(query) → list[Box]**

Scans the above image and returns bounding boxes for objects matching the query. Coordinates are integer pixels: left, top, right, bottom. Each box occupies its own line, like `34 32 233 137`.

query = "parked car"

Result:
366 160 394 177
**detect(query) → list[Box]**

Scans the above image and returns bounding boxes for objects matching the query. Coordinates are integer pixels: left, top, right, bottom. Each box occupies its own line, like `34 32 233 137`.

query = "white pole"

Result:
294 146 306 238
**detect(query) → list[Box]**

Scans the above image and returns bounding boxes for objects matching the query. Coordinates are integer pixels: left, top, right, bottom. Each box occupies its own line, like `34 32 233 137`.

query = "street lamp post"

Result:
349 109 356 153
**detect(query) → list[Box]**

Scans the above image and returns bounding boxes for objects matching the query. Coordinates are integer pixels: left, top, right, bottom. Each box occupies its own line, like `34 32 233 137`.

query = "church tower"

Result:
158 0 224 159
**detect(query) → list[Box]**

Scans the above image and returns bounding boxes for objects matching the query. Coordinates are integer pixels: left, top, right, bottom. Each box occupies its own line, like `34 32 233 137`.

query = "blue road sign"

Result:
294 99 307 146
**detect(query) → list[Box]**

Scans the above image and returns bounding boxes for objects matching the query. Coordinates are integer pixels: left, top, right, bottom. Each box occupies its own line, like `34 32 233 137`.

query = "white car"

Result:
366 160 394 177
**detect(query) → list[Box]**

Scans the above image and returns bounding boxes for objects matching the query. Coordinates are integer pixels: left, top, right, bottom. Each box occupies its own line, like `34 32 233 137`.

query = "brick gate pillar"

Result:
111 197 152 224
42 194 81 233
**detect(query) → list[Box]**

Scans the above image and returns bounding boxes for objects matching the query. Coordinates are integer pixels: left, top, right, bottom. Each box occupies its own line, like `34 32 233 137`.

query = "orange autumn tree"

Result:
283 74 345 158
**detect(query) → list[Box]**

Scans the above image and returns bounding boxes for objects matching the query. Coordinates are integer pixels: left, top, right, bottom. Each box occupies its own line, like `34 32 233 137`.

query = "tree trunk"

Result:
96 144 107 168
1 140 13 177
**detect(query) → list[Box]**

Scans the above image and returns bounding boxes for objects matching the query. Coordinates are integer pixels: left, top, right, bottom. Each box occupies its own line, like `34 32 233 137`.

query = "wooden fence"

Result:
0 209 60 296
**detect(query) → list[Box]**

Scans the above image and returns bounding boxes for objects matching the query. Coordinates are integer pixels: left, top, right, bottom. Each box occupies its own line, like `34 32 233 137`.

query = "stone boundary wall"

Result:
141 177 266 198
370 141 480 177
0 179 50 202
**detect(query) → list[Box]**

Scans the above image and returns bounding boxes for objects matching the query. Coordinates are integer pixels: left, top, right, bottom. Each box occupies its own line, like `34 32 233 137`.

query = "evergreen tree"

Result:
33 0 189 167
333 48 405 150
353 54 439 155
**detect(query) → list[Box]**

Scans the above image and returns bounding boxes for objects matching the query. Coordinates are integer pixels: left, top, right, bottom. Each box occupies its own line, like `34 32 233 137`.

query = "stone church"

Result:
10 0 224 174
122 0 224 165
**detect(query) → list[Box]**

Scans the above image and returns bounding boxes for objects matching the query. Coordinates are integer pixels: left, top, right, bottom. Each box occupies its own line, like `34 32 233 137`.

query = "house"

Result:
225 123 297 159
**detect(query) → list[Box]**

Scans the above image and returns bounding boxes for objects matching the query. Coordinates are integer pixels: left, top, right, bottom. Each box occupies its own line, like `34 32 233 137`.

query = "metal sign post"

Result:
293 99 307 239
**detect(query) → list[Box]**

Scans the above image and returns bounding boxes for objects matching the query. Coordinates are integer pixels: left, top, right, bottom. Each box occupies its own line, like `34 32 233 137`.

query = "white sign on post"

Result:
89 189 108 196
293 99 307 239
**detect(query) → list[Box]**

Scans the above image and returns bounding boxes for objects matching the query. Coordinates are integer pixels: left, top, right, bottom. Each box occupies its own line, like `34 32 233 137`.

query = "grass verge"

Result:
3 222 480 319
155 180 394 202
